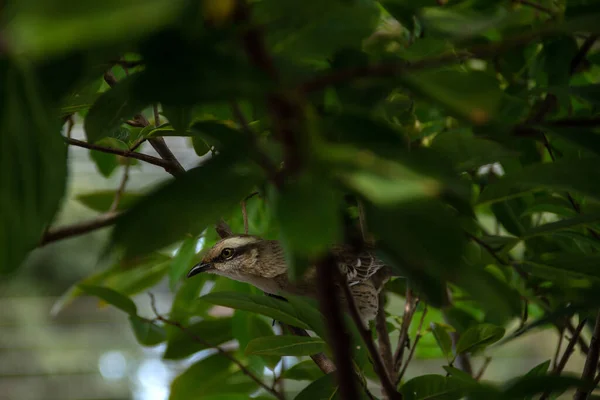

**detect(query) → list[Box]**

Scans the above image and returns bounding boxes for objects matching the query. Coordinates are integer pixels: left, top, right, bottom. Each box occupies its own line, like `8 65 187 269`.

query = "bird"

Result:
186 234 393 323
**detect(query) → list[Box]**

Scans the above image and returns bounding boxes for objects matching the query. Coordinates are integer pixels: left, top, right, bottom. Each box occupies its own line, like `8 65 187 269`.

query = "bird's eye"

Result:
221 248 234 259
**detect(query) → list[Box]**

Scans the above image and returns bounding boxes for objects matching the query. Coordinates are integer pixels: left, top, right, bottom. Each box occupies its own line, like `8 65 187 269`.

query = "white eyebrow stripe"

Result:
219 236 259 248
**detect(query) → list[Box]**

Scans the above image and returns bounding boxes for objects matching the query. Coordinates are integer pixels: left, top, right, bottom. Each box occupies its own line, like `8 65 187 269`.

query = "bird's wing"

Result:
332 245 386 286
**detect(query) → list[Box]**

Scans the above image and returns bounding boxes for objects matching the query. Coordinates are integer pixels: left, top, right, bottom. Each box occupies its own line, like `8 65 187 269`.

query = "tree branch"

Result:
376 291 395 379
341 282 402 400
573 312 600 400
148 293 284 400
512 0 557 16
393 288 417 376
40 211 121 246
315 254 361 400
397 307 428 384
64 137 173 171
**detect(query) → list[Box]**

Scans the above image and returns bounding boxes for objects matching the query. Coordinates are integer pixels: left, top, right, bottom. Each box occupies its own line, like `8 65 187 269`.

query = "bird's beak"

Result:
187 262 213 278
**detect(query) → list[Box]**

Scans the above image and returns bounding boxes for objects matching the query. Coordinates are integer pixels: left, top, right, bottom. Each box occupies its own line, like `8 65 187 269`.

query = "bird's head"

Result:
187 235 264 279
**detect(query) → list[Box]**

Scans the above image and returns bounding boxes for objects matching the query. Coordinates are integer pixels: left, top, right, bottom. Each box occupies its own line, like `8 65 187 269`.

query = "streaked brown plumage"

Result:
187 234 393 323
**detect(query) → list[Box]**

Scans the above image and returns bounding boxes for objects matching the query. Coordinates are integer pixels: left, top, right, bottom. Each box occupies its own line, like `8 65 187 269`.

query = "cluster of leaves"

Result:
2 0 600 398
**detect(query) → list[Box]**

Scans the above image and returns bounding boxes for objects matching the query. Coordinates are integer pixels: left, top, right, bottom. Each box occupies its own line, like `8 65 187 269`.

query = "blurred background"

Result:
0 124 589 400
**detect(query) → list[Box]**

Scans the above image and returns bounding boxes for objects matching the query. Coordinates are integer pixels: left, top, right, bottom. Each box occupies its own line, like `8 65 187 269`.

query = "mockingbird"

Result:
187 234 393 323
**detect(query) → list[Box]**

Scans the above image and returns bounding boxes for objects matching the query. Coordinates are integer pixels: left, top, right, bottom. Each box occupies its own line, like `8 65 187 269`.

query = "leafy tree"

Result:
2 0 600 399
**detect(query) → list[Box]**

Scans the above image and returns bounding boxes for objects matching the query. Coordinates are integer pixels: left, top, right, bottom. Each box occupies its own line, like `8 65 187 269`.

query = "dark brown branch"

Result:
64 137 172 171
341 282 402 400
376 291 395 379
315 254 361 400
547 117 600 127
553 326 566 370
148 293 284 400
397 307 428 383
574 312 600 400
40 211 120 246
554 319 587 375
570 35 598 75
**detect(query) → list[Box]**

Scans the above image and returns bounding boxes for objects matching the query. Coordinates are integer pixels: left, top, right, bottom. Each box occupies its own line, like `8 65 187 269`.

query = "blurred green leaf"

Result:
78 284 137 315
456 323 505 355
478 158 600 204
76 190 143 212
431 133 518 171
419 6 508 39
164 318 234 360
245 336 326 357
129 315 167 346
282 360 325 381
295 373 338 400
430 322 453 362
5 0 185 59
400 68 503 125
275 174 343 277
111 155 263 259
169 236 198 291
232 311 278 370
545 127 600 158
0 61 67 274
162 104 192 136
256 0 380 60
201 292 311 331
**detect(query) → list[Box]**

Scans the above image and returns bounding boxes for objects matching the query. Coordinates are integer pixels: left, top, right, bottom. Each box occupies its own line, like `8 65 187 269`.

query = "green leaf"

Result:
295 373 338 400
232 311 278 370
78 284 137 315
0 61 67 274
111 155 263 259
478 158 600 204
456 323 505 355
400 374 473 400
430 322 453 362
443 366 479 384
201 292 311 331
6 0 185 59
84 76 149 143
189 120 252 154
129 315 167 346
282 360 325 381
76 190 143 212
89 150 119 178
169 236 197 291
419 6 509 39
256 0 380 60
245 335 327 357
164 318 234 360
517 254 600 281
162 104 192 135
430 132 518 171
503 375 589 399
169 353 234 400
400 68 504 125
522 213 600 239
545 127 600 158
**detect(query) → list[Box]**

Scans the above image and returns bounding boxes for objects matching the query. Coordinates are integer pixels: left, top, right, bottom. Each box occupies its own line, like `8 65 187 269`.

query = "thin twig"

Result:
554 319 587 375
376 291 395 379
341 282 402 400
153 104 161 127
553 326 566 370
475 357 492 381
241 199 249 234
574 312 600 400
40 211 121 246
66 115 74 139
65 137 173 171
397 307 428 383
148 293 284 400
393 289 417 375
109 161 131 212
